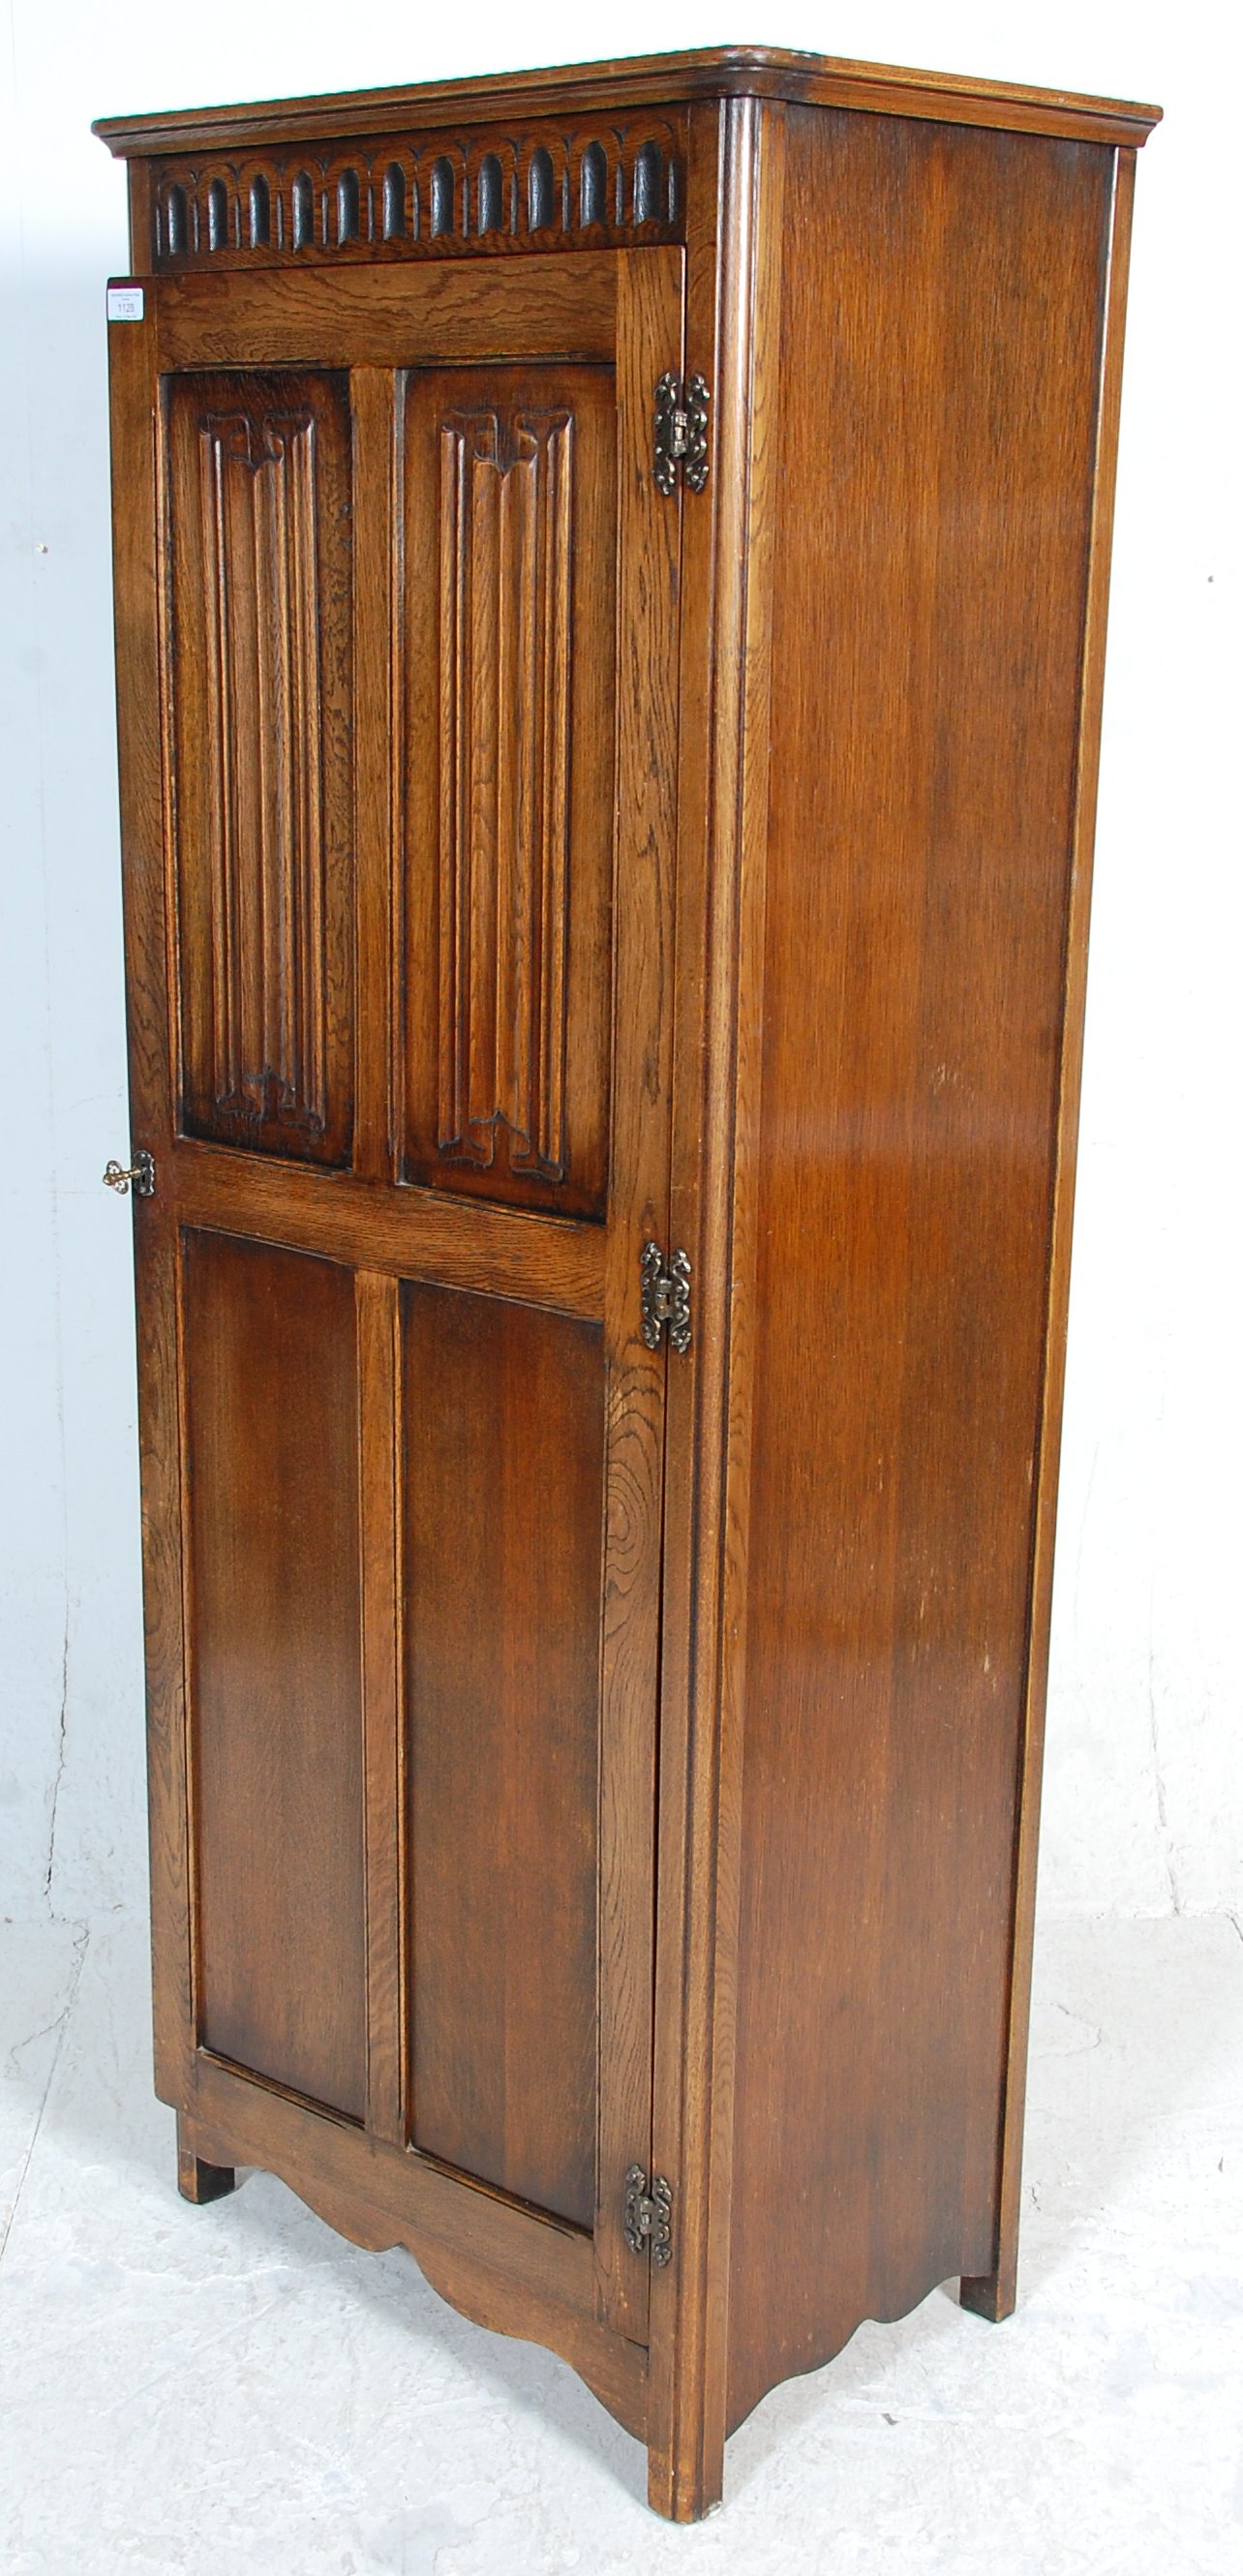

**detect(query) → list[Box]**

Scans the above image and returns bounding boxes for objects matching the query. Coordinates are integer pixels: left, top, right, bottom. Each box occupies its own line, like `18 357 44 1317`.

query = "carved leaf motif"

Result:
437 408 573 1182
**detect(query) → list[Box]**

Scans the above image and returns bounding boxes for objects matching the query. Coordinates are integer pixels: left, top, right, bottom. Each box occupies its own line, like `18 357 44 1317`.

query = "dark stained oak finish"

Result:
100 45 1158 2526
176 2117 236 2204
726 106 1116 2434
404 1288 604 2226
960 139 1141 2336
106 189 680 2422
152 258 621 371
401 365 617 1219
94 44 1159 159
183 1230 367 2115
135 115 686 274
166 370 355 1167
175 2062 651 2440
647 92 789 2521
169 1145 607 1319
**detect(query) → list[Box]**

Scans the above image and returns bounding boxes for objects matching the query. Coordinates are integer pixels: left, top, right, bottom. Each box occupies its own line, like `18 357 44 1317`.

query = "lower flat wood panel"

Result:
183 1229 367 2118
725 107 1113 2430
402 1284 604 2228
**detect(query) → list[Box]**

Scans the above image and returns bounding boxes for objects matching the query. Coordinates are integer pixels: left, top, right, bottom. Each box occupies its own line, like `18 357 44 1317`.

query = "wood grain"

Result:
106 294 195 2106
166 369 354 1167
153 258 618 371
103 49 1157 2522
401 366 615 1218
176 2113 235 2203
960 143 1139 2329
94 45 1160 161
647 93 783 2525
403 1287 603 2229
350 368 398 1186
435 407 573 1183
124 238 676 2382
169 1145 605 1319
357 1270 406 2146
594 245 683 2345
184 1229 367 2117
178 2062 649 2438
724 106 1116 2436
133 118 686 276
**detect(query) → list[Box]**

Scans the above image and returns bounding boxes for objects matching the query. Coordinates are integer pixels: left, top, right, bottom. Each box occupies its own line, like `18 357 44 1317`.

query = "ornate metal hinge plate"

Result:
641 1241 691 1354
624 2164 673 2265
103 1149 156 1198
653 371 710 495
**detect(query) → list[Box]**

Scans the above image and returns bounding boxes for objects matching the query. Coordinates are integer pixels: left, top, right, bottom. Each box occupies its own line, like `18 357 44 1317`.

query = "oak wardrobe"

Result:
97 45 1159 2519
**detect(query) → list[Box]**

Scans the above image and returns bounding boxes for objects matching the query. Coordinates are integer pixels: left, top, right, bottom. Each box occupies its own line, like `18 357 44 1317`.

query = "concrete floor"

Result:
1 1911 1239 2574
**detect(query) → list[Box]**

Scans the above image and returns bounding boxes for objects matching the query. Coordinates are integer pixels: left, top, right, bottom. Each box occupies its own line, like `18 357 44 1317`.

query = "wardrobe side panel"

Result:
727 106 1113 2429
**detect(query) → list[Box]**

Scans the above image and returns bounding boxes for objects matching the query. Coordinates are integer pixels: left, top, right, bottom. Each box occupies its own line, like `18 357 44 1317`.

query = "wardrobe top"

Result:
93 44 1161 158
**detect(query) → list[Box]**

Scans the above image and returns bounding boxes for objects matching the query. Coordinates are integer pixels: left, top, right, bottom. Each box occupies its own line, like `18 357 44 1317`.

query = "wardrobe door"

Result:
108 250 682 2348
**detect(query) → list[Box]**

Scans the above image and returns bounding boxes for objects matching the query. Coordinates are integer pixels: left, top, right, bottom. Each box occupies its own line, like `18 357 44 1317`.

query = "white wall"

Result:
1 0 1237 1925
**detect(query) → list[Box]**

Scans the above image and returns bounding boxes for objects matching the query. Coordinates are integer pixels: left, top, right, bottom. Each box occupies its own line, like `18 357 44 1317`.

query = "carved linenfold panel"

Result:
150 117 684 268
167 371 354 1165
402 367 616 1219
437 407 573 1184
200 409 324 1137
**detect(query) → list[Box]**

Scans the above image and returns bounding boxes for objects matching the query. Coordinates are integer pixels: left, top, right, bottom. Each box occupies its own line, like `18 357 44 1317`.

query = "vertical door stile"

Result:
390 370 408 1197
351 365 406 2144
647 96 779 2521
595 247 684 2342
108 293 196 2107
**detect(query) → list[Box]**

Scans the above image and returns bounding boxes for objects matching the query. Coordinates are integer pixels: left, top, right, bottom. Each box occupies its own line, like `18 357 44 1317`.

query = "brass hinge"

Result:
653 371 710 496
641 1241 691 1354
624 2164 673 2265
103 1149 156 1198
